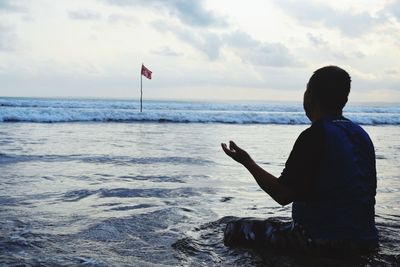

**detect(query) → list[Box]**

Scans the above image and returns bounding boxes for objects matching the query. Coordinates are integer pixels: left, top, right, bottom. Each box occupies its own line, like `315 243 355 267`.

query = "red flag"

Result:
141 64 152 79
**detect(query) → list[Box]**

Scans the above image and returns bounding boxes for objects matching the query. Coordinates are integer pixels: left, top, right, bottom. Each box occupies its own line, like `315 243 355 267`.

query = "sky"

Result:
0 0 399 102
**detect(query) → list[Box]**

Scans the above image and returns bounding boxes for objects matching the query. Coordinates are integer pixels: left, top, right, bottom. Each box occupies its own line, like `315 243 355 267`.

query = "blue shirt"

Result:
279 116 378 241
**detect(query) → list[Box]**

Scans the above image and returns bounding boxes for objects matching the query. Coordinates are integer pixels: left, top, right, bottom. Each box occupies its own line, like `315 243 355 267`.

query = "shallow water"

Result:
0 122 399 266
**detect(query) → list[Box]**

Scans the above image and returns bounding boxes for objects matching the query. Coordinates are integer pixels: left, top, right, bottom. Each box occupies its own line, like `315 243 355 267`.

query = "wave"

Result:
1 108 399 125
1 98 399 125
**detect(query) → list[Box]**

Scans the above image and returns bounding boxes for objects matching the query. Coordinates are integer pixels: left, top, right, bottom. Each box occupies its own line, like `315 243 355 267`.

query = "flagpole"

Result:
140 64 143 112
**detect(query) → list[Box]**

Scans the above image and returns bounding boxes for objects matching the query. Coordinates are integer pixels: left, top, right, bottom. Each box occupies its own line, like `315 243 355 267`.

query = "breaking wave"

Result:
1 97 399 125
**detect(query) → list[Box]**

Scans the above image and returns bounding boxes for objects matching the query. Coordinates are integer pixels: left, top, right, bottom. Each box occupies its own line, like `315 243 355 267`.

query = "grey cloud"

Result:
385 69 398 75
386 0 400 21
163 0 226 27
354 51 366 59
153 21 223 60
153 46 182 57
307 33 366 60
274 0 383 37
307 33 327 47
68 10 102 20
107 14 138 25
332 52 350 60
0 24 16 51
225 31 297 67
153 21 296 67
0 0 26 13
100 0 226 27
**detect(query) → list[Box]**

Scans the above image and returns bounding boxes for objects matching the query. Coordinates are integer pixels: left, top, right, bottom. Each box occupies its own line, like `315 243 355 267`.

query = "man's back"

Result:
292 117 378 241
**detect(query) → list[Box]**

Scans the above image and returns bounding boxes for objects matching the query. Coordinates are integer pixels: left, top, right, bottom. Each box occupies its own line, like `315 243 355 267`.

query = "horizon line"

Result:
0 95 399 105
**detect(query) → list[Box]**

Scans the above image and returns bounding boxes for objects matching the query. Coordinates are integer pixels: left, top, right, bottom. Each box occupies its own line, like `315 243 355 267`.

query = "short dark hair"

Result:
308 66 351 111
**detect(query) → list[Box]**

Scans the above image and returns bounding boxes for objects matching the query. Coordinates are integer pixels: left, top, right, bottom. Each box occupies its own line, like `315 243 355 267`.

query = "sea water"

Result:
0 97 399 266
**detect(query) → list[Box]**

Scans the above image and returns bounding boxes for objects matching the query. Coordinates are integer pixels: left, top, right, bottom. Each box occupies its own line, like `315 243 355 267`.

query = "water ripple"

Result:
0 153 214 166
108 204 156 211
62 187 205 202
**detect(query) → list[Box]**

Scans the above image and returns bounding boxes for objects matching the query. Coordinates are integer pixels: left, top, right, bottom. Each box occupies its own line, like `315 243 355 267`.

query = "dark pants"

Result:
224 218 378 256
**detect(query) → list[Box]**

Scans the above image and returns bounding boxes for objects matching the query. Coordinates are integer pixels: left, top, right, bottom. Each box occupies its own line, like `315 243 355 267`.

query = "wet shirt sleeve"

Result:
278 121 324 200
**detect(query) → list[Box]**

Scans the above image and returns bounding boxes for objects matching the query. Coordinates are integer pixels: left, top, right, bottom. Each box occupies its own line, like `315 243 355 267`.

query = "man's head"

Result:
304 66 351 121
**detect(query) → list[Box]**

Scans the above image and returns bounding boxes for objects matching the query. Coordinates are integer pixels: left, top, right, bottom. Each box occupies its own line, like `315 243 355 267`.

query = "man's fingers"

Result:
229 141 240 152
221 143 230 153
221 143 227 151
221 143 234 157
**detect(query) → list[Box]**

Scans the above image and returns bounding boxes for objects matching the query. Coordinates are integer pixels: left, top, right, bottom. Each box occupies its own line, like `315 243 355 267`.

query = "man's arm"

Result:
221 141 295 206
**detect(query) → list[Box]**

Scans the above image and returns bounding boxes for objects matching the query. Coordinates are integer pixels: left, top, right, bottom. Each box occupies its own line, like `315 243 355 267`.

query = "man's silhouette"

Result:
221 66 378 255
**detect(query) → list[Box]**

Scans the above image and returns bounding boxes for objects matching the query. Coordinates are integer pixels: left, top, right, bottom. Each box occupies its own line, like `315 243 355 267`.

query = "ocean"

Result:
0 97 399 266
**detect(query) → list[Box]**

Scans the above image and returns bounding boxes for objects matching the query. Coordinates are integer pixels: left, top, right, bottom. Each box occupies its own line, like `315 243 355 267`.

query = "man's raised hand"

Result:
221 141 253 166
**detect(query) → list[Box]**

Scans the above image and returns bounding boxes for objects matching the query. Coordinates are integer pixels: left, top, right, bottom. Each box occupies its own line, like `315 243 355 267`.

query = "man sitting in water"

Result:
221 66 378 255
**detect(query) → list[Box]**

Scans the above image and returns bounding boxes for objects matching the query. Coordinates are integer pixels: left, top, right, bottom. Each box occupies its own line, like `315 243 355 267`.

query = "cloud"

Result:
386 0 400 21
153 21 296 67
100 0 226 27
68 10 102 20
0 0 24 12
274 0 384 37
307 33 327 47
152 21 223 60
0 24 16 51
225 31 297 67
153 46 182 57
385 69 398 76
306 33 366 60
107 14 138 25
162 0 226 27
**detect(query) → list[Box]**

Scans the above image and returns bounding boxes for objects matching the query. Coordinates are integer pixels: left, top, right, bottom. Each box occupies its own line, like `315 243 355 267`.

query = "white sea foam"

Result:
0 97 399 125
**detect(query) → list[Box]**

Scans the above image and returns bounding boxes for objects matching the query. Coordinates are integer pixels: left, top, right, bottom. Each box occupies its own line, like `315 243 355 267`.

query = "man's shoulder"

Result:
293 121 325 151
327 116 371 138
299 120 325 141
